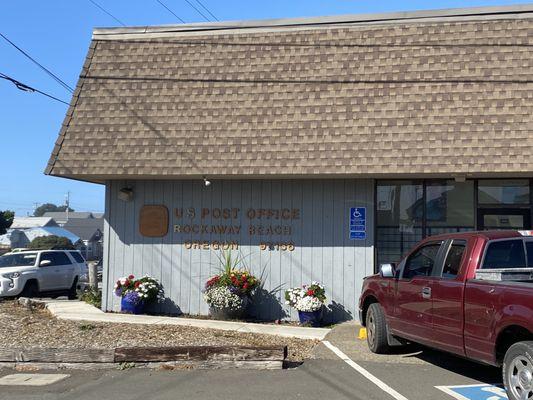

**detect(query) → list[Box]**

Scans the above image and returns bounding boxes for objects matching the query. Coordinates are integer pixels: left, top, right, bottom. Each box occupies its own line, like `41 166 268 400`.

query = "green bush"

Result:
28 235 75 250
78 287 102 309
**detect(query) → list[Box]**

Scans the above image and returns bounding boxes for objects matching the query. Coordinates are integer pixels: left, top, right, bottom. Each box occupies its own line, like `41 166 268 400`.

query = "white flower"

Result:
204 287 243 310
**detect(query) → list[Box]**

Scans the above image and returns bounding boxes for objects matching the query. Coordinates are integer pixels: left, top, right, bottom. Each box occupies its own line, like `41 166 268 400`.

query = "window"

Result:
526 242 533 267
376 181 423 266
40 252 72 266
482 240 526 269
69 252 85 263
403 243 442 279
0 253 37 268
442 241 466 278
478 179 530 205
425 181 474 231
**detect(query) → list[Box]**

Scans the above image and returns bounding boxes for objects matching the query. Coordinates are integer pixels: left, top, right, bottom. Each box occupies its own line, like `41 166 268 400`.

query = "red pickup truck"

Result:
359 230 533 400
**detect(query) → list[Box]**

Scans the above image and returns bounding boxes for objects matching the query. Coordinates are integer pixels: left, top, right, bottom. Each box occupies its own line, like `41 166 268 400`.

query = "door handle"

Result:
422 287 431 299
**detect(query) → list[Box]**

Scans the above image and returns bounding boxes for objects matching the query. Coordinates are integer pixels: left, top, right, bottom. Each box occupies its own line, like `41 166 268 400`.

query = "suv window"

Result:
40 252 72 267
403 242 442 279
442 241 466 279
69 252 85 263
482 240 526 269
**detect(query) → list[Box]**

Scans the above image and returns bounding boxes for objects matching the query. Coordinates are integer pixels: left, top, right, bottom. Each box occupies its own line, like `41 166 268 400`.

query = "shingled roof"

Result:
45 5 533 183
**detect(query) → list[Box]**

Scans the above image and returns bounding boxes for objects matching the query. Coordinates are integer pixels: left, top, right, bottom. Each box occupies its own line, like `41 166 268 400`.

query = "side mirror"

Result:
39 260 52 267
380 263 396 278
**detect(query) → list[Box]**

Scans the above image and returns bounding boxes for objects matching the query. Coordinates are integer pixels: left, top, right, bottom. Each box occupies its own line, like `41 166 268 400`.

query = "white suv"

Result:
0 250 87 299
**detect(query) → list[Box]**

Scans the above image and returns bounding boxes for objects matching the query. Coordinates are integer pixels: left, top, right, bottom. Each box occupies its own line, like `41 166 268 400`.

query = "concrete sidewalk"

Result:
36 299 330 340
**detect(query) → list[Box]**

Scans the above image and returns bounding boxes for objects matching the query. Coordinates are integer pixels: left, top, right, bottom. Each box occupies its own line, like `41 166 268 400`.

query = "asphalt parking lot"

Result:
0 322 506 400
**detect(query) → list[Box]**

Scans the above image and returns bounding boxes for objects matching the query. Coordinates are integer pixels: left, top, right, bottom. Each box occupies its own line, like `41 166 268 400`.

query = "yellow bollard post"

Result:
358 328 367 340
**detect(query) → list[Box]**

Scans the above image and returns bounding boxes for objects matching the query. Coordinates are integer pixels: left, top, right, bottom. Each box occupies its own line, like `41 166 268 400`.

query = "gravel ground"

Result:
0 300 317 362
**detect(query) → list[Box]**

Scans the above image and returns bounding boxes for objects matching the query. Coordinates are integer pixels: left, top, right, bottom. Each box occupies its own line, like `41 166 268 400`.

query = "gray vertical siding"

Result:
102 179 374 322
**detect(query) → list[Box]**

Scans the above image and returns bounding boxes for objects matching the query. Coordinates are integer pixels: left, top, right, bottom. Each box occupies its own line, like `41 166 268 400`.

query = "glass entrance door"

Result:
477 208 531 230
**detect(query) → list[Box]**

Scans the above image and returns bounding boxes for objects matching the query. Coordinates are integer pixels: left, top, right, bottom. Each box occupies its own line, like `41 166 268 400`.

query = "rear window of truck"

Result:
482 240 526 269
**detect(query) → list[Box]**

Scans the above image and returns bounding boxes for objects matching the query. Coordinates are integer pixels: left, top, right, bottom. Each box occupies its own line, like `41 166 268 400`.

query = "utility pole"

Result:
32 202 40 217
65 192 70 222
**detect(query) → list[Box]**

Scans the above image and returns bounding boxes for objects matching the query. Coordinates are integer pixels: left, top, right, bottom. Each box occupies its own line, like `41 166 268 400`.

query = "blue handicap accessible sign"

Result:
436 384 508 400
350 207 366 240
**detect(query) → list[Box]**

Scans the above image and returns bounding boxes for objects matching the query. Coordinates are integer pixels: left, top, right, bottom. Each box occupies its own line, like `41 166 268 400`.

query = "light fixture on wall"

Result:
203 176 211 187
118 187 134 202
453 175 466 183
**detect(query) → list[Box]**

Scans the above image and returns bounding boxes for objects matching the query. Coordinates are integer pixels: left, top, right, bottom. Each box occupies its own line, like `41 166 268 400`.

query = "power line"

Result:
87 0 126 26
0 72 70 105
194 0 218 21
156 0 186 23
183 0 211 21
0 33 74 93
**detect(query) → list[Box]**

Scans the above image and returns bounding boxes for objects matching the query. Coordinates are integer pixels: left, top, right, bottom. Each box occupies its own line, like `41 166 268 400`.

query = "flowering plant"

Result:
114 274 164 304
203 250 260 309
285 281 326 312
203 286 243 310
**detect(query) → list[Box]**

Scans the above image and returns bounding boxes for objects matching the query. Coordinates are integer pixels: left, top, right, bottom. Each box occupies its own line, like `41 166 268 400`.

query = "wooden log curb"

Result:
0 346 287 370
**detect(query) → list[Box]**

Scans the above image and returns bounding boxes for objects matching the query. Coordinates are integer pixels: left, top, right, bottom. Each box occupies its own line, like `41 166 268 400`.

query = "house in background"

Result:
43 211 102 227
0 227 81 250
10 217 58 230
63 218 104 260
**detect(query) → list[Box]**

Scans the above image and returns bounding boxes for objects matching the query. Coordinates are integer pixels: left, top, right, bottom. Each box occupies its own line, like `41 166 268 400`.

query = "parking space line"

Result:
322 340 410 400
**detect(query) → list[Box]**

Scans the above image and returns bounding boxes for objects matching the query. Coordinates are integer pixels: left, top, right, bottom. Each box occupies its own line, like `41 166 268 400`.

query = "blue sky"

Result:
0 0 526 216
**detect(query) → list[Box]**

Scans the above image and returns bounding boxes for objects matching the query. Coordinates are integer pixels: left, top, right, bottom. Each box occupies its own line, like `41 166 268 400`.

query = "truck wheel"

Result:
503 341 533 400
366 303 390 354
20 281 39 298
67 278 78 300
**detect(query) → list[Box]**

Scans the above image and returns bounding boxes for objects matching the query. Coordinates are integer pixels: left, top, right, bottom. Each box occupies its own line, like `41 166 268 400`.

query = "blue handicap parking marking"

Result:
436 384 508 400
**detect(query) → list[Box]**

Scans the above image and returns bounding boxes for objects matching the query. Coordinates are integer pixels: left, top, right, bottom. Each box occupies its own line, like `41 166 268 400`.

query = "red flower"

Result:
307 289 315 296
243 283 249 289
134 281 141 288
128 275 134 280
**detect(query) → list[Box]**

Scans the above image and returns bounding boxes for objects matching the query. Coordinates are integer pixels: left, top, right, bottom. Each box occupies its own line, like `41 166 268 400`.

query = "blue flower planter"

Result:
298 309 322 327
121 296 145 314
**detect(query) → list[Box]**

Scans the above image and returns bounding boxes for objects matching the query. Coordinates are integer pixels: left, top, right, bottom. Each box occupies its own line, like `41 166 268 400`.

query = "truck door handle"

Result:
422 287 431 299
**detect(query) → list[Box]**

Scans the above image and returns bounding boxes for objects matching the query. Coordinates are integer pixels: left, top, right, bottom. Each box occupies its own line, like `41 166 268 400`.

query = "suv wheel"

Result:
20 281 39 298
67 278 78 300
503 341 533 400
366 303 390 354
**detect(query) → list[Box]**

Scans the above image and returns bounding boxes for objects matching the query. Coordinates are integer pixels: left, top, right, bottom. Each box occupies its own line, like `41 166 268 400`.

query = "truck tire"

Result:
67 277 78 300
20 281 39 298
366 303 390 354
503 341 533 400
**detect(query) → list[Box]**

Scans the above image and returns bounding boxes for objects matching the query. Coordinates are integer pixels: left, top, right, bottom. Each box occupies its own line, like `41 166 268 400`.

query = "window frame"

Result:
436 239 467 280
480 237 527 270
400 240 445 280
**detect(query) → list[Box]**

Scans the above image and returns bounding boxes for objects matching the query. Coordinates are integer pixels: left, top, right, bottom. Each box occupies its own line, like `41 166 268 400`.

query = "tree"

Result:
28 235 75 250
0 210 14 235
33 203 74 217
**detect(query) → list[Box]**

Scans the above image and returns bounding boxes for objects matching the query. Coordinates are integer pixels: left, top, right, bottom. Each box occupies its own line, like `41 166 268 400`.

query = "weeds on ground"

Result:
118 362 136 370
78 287 102 309
78 323 96 332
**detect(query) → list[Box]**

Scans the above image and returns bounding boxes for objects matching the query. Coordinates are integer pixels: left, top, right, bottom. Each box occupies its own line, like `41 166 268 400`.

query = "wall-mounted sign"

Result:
350 207 366 240
173 207 300 252
139 205 169 237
